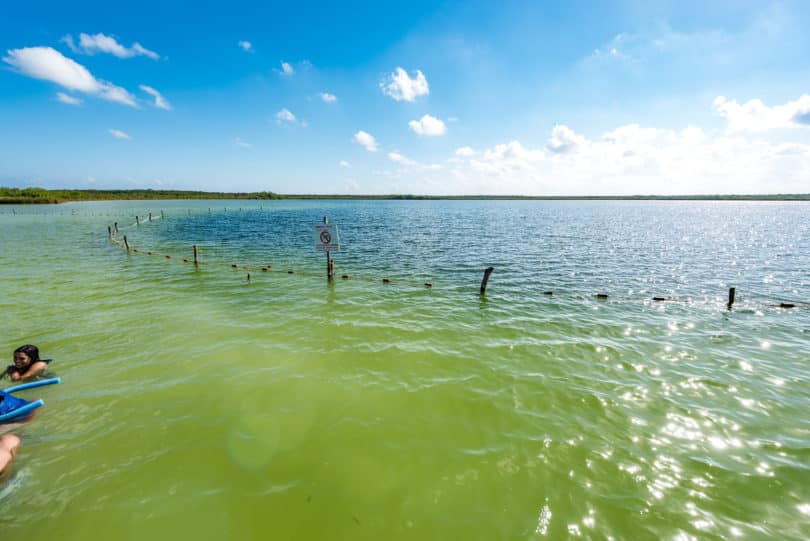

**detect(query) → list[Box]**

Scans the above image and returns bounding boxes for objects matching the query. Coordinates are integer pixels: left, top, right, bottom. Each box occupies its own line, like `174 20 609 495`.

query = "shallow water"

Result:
1 200 809 540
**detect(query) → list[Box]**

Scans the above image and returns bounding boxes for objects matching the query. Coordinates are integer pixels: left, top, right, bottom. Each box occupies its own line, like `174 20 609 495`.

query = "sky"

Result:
2 0 810 195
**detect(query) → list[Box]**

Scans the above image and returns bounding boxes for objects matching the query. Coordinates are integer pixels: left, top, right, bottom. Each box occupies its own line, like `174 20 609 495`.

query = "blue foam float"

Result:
0 377 61 424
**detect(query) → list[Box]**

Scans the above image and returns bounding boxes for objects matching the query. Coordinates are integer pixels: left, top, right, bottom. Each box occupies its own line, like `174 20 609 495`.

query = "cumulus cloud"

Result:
276 108 296 123
63 33 159 60
546 124 587 153
713 94 810 132
319 92 337 103
339 160 351 167
388 152 416 166
238 40 253 52
56 92 82 105
443 119 810 196
380 67 429 102
109 129 131 140
2 47 137 107
455 146 475 157
353 130 378 152
139 85 171 110
408 114 447 136
280 61 294 75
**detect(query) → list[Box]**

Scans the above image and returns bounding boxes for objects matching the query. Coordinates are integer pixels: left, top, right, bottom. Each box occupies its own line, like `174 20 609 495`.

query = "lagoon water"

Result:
1 199 809 540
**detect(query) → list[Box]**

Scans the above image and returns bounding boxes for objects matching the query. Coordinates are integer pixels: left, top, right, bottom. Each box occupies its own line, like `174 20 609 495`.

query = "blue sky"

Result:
2 0 810 195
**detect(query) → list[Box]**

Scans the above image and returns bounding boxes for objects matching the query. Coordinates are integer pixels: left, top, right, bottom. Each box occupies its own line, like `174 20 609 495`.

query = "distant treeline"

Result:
2 187 809 204
0 187 282 204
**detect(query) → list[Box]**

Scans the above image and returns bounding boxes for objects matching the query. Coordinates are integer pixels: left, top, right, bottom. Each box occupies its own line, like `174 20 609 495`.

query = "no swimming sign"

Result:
314 224 340 252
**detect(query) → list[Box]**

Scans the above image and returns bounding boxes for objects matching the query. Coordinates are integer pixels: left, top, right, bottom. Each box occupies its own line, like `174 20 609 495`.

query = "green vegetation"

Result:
0 187 282 204
2 186 809 204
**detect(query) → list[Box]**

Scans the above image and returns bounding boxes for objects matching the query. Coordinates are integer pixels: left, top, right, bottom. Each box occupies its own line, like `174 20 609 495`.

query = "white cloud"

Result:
408 114 447 136
139 85 171 110
441 119 810 195
339 160 351 167
64 33 159 60
388 152 416 166
353 130 378 152
238 40 253 52
281 61 294 75
276 108 296 123
319 92 337 103
109 129 131 140
455 146 475 157
713 94 810 132
546 124 587 153
235 137 252 148
56 92 82 105
380 67 429 102
2 47 137 107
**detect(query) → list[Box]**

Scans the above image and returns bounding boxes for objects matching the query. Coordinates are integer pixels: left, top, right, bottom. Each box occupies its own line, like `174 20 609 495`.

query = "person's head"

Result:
13 345 39 370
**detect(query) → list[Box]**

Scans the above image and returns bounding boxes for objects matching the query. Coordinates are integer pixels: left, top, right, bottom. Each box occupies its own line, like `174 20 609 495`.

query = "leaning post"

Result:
480 267 494 295
727 287 736 311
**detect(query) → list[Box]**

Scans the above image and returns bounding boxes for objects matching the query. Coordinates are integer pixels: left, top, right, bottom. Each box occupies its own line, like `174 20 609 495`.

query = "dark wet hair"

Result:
13 344 40 364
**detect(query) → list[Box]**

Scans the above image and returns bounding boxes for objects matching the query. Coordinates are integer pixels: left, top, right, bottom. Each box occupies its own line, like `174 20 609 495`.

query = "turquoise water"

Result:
1 200 809 540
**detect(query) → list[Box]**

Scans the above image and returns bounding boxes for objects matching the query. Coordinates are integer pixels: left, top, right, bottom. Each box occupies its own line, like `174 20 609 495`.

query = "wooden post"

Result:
148 212 152 222
480 266 494 295
161 210 164 219
123 235 130 252
107 225 112 239
136 215 140 225
193 245 199 266
114 222 119 233
324 216 333 280
727 287 736 311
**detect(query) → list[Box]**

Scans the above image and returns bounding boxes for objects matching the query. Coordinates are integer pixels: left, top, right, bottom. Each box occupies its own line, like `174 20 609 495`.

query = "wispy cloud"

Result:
56 92 82 105
380 67 429 102
388 152 416 166
63 33 159 60
278 61 294 76
109 129 131 140
319 92 337 103
408 114 447 136
3 47 137 107
235 137 252 148
139 85 171 110
238 40 253 52
276 108 297 124
353 130 378 152
339 160 351 167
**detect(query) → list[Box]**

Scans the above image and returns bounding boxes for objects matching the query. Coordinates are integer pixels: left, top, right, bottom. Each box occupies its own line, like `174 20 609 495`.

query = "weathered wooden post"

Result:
727 287 736 311
148 212 152 222
136 215 140 225
324 216 334 280
193 245 199 266
161 210 164 219
123 235 130 252
480 266 494 295
107 225 112 239
114 222 119 233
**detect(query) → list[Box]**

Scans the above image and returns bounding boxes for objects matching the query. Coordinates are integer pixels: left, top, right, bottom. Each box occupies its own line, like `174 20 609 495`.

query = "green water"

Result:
1 200 809 540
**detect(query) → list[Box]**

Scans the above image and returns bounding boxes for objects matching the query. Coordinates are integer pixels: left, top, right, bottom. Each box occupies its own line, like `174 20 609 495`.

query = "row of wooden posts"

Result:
107 213 798 307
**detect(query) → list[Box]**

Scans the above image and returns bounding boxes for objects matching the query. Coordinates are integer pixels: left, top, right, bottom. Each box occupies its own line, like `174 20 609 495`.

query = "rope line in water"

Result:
105 210 810 309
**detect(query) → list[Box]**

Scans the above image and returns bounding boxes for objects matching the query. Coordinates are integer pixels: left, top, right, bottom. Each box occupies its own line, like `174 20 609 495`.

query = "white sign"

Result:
314 224 340 252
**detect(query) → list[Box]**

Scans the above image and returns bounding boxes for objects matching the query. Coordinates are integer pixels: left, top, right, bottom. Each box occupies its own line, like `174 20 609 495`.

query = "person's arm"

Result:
16 361 48 380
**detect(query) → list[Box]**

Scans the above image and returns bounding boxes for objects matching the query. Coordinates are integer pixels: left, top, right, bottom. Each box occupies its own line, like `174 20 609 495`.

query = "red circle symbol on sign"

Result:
320 230 332 244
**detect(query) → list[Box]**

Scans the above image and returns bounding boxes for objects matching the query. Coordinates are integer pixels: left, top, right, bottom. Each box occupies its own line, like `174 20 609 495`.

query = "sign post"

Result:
315 216 340 280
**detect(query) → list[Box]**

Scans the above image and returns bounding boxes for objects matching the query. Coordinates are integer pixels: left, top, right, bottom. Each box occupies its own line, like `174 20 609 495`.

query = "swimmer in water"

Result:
0 434 20 475
2 345 50 381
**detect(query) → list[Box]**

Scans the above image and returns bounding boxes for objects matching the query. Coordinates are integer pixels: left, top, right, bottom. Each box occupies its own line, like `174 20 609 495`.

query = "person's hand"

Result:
10 372 20 381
